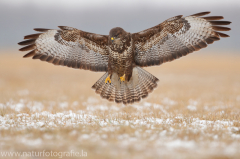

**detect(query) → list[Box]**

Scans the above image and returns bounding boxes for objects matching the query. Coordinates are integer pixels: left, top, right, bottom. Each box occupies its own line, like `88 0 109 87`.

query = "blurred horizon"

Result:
0 0 239 54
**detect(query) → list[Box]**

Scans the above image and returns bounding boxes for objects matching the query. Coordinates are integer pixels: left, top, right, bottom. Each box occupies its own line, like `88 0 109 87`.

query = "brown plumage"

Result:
18 11 231 105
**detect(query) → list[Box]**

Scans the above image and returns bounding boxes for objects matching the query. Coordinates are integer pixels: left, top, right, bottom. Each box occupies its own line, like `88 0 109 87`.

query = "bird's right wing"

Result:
18 26 109 72
133 12 231 67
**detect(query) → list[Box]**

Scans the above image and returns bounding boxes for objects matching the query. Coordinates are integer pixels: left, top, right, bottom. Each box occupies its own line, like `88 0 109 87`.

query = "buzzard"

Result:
18 11 231 104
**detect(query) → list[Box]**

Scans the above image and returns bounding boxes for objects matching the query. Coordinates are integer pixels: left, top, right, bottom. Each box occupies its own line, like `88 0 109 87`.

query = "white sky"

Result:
2 0 240 8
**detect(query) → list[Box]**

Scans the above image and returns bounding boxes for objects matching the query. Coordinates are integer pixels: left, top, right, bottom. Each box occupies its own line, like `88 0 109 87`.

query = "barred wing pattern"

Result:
133 12 231 67
19 26 109 72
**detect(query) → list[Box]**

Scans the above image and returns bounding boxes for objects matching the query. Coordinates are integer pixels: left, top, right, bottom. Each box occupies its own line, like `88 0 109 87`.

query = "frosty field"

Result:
0 51 240 159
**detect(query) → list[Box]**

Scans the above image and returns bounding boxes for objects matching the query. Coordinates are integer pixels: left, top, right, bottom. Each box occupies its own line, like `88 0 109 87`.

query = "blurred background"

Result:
1 1 240 159
0 0 239 53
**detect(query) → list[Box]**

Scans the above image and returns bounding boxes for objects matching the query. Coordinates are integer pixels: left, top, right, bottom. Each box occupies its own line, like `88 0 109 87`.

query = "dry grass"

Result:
0 50 240 159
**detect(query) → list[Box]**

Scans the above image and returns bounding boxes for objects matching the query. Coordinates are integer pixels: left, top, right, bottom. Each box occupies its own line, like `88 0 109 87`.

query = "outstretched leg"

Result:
105 74 111 84
119 74 125 82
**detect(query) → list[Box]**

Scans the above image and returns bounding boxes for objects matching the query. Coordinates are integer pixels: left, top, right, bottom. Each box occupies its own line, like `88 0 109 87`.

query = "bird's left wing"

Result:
133 12 231 67
19 26 109 72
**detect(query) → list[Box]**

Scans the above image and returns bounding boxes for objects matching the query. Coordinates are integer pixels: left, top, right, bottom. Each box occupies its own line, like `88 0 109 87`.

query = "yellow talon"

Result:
119 74 125 82
105 75 111 84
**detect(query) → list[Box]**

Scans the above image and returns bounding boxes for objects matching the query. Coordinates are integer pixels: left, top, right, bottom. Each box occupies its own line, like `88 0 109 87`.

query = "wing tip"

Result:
24 33 42 40
34 28 50 32
191 11 211 17
58 26 66 30
209 21 232 26
212 26 231 31
203 16 224 20
215 31 230 38
23 50 36 58
19 44 36 51
58 26 75 30
18 39 36 46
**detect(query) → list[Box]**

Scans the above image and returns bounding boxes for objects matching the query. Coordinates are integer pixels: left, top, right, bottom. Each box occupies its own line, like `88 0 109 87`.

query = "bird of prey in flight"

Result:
18 11 231 104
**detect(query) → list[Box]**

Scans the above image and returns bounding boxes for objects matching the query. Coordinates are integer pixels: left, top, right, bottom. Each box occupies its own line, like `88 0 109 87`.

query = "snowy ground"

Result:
0 53 240 158
1 97 240 159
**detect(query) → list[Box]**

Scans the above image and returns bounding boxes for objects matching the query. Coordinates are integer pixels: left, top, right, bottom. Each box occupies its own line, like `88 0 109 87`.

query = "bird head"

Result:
109 27 125 44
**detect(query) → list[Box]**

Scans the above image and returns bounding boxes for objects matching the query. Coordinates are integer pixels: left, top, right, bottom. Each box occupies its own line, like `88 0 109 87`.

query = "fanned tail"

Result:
92 67 159 105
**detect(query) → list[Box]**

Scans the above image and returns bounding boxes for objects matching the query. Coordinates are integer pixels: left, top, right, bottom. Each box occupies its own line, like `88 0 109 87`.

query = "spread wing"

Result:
133 12 231 67
18 26 109 72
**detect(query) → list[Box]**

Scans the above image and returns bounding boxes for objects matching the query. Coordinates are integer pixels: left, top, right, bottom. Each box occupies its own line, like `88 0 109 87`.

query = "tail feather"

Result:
116 84 125 103
138 68 156 96
134 85 142 102
92 73 107 94
92 67 159 105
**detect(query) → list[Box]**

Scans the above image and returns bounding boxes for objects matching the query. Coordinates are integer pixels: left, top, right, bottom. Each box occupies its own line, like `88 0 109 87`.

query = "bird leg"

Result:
119 74 125 82
105 74 111 84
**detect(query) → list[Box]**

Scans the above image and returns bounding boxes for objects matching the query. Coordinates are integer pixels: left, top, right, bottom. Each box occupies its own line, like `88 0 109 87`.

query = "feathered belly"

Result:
110 51 129 77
